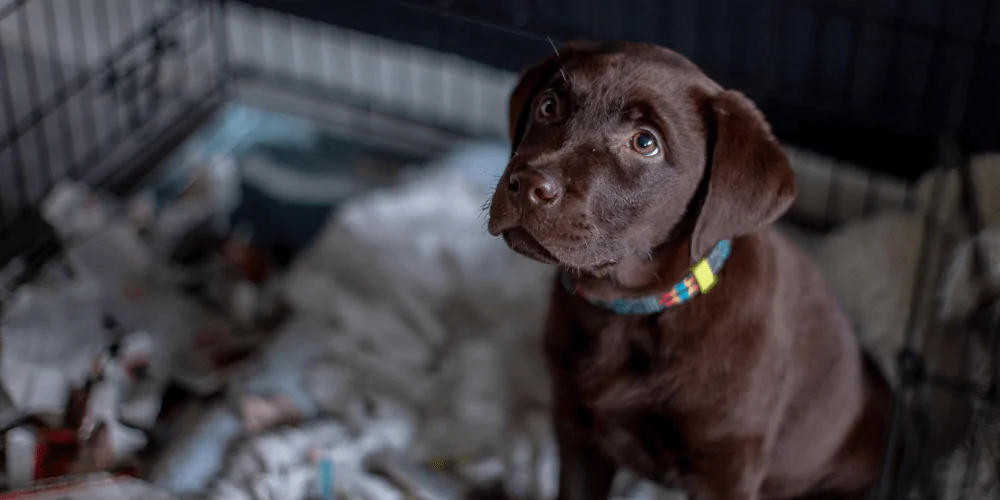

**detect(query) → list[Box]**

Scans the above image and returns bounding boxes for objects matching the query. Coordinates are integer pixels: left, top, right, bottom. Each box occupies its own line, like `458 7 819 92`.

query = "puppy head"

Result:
487 41 795 273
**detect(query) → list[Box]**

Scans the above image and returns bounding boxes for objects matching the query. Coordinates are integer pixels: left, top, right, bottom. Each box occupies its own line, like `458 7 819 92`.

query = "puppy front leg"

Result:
554 419 618 500
551 379 617 500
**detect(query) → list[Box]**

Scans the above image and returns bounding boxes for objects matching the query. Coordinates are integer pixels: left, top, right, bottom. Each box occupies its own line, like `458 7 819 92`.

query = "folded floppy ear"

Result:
690 91 796 262
508 42 587 153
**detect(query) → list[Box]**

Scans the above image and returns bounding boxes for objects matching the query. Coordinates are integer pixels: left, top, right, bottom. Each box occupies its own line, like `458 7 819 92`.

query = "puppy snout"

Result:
508 168 560 207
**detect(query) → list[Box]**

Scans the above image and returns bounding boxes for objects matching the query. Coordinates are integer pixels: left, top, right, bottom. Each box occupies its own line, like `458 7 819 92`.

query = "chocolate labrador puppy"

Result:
488 41 892 500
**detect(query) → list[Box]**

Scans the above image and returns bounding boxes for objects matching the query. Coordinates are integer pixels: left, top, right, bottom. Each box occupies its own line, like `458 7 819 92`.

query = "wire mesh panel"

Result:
222 0 515 147
0 0 226 253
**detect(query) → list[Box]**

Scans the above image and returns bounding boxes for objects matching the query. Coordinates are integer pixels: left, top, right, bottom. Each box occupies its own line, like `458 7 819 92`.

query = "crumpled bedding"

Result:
202 143 561 499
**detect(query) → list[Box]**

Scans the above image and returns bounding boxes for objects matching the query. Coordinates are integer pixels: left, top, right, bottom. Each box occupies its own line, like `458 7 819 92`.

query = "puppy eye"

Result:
537 95 559 120
629 131 660 156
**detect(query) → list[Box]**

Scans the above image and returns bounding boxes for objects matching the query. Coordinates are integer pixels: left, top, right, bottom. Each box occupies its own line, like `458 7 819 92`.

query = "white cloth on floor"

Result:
0 274 107 422
210 141 560 499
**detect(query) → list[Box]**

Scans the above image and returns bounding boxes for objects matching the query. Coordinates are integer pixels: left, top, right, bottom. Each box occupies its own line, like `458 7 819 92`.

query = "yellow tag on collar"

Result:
691 259 717 293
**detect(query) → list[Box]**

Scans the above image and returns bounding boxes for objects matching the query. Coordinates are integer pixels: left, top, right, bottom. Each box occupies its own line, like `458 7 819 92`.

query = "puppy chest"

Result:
555 316 690 483
557 314 680 407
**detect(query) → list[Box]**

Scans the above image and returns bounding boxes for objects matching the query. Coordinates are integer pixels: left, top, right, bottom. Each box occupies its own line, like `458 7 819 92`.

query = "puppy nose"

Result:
508 169 560 206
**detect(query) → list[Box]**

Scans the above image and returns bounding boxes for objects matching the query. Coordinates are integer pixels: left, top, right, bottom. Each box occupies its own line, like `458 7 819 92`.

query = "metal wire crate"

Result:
0 0 228 268
0 0 998 498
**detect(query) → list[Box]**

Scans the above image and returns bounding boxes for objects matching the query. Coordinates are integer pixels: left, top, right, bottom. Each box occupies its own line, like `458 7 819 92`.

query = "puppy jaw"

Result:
488 161 635 274
487 182 558 264
501 228 560 265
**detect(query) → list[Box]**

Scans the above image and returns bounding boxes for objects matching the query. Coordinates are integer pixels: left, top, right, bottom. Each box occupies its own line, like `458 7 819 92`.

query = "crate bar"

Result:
0 1 194 155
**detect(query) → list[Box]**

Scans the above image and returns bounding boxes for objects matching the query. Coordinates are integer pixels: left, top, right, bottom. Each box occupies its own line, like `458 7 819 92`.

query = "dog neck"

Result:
565 235 717 302
560 238 732 314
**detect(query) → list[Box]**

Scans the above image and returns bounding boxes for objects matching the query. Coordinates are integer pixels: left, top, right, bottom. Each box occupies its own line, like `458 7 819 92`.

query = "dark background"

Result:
238 0 1000 180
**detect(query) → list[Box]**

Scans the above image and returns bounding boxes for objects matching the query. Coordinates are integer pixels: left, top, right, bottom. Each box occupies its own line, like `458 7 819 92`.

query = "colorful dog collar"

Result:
560 239 733 315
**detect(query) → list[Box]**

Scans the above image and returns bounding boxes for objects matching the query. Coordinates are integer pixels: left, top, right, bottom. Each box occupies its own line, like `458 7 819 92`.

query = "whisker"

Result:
648 252 661 284
479 196 495 228
547 36 568 83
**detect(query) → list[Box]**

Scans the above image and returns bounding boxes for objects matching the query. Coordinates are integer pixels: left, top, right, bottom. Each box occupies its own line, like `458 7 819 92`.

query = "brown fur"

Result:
487 41 892 500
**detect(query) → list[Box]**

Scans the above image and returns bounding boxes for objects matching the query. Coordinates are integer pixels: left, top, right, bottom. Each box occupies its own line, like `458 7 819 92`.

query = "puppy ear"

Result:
508 42 586 152
690 91 796 262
